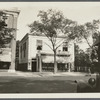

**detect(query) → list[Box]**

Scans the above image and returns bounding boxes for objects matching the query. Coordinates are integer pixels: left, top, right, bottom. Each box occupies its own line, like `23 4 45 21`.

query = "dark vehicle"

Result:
76 74 100 93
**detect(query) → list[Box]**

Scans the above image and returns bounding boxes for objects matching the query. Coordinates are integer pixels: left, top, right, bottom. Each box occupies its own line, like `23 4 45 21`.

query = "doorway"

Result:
32 61 37 72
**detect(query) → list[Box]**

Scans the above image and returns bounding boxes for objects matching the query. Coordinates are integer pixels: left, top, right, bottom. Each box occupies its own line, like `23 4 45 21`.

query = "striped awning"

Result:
0 54 11 62
42 55 72 63
0 48 11 62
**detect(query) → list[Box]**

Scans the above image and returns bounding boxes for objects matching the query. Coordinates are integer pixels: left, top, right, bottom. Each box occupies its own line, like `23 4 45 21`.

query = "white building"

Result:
18 33 75 72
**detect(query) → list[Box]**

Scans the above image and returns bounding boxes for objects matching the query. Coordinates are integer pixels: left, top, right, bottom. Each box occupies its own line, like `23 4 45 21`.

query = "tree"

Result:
70 20 100 64
0 11 13 48
29 9 76 73
75 44 92 72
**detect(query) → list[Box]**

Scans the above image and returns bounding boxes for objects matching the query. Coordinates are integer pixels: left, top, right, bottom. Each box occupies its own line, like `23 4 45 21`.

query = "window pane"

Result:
63 47 68 51
37 40 42 50
37 40 42 46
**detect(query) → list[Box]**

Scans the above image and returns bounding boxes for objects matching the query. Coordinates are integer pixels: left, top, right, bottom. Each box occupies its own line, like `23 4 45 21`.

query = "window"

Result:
20 46 22 59
37 40 42 50
63 41 68 51
63 47 68 51
23 42 26 58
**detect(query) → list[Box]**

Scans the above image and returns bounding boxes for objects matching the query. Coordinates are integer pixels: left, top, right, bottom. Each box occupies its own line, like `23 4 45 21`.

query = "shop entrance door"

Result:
32 61 36 72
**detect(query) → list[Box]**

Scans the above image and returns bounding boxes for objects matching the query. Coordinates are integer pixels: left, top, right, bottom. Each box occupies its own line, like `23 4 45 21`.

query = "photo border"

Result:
0 0 100 99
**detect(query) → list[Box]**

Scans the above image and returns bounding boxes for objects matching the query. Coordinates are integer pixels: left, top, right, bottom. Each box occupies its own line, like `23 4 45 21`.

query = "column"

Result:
7 10 20 72
38 51 42 72
68 63 71 72
36 54 39 72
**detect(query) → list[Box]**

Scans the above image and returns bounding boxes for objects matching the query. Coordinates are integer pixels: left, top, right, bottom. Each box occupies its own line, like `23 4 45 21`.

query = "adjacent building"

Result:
0 8 20 70
18 33 75 72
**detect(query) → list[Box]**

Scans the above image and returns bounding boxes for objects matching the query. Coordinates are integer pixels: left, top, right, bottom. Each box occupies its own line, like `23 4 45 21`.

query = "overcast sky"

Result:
0 2 100 50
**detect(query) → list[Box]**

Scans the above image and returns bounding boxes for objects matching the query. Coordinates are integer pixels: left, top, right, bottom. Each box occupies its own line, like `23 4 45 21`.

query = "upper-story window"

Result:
63 41 68 51
36 40 42 50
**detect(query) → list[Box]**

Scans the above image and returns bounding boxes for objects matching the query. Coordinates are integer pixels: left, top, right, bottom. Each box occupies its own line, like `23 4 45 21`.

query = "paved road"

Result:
0 71 96 93
0 77 77 93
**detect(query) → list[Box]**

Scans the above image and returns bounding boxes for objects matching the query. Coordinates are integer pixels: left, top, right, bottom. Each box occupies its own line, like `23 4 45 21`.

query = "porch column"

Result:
37 51 42 72
68 63 71 72
39 54 42 72
28 60 32 71
36 54 39 72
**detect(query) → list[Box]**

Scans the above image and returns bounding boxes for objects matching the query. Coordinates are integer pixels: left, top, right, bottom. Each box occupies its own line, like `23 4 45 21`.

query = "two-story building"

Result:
18 33 75 72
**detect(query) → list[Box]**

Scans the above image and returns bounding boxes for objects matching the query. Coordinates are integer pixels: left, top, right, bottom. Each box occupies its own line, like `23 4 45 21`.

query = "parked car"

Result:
76 77 97 93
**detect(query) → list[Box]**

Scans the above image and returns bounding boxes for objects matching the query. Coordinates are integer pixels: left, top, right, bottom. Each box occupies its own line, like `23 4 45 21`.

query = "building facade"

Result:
18 33 75 72
0 8 20 70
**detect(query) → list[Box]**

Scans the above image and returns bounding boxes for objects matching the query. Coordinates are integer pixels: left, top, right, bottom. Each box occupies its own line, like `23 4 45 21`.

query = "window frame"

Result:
36 40 43 50
62 41 68 52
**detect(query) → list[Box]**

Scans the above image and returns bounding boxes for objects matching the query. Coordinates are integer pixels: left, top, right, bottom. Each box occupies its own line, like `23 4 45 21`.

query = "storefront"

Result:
0 48 11 70
40 53 74 72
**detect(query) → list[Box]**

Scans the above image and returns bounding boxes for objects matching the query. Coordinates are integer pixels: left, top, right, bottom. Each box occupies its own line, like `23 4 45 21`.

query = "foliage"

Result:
74 20 100 68
29 9 76 73
29 9 100 73
75 45 92 69
16 40 19 58
0 11 13 48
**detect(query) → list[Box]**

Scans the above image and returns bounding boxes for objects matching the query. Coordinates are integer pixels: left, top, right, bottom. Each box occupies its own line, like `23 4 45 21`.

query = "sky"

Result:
0 2 100 50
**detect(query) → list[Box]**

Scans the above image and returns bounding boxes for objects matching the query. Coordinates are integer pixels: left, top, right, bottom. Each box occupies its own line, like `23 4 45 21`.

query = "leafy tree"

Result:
16 40 19 58
71 20 100 69
75 45 92 72
72 20 100 54
29 9 76 73
29 9 100 73
0 11 13 48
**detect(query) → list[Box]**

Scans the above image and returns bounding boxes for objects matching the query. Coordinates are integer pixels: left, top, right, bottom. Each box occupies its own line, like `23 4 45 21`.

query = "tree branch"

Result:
43 41 53 51
55 41 63 50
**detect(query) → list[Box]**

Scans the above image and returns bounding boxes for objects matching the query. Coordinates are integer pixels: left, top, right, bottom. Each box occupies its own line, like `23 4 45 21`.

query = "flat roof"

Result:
20 32 68 43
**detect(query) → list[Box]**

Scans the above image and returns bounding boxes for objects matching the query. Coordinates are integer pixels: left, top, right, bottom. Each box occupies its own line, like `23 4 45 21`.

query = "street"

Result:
0 71 96 93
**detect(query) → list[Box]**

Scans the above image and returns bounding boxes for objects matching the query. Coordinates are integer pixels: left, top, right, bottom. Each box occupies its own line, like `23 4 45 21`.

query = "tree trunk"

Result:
54 50 57 74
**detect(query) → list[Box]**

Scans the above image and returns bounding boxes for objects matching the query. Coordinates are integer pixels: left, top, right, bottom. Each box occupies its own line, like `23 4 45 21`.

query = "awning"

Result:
0 48 11 62
0 54 11 62
42 55 72 63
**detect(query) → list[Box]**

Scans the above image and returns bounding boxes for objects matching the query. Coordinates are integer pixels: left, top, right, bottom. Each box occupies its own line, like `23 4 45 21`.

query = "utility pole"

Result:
3 9 20 72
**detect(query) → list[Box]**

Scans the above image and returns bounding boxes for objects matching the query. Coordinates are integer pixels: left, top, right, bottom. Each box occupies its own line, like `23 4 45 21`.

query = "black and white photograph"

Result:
0 2 100 98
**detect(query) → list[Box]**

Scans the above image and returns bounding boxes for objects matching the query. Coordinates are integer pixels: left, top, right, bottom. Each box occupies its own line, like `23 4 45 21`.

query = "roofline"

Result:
20 32 69 43
4 10 20 15
28 33 67 38
19 33 29 43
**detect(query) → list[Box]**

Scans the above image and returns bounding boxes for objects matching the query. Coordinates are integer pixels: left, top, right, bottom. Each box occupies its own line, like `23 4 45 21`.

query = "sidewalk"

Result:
16 71 96 77
0 70 96 78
